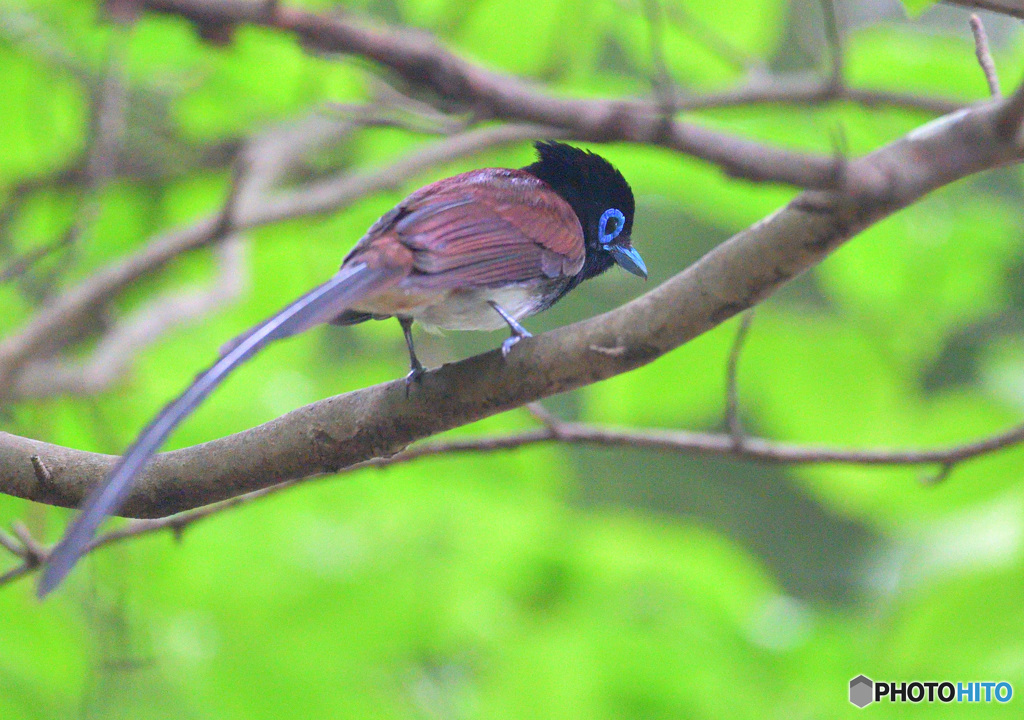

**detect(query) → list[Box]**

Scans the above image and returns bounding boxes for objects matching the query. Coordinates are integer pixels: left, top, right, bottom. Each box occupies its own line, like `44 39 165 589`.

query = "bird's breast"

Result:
426 280 571 332
351 278 569 332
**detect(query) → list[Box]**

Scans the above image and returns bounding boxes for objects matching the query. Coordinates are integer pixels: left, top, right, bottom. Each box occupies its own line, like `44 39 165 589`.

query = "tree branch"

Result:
136 0 960 190
724 311 754 445
673 75 964 116
819 0 844 92
0 122 548 395
970 14 1001 97
5 409 1024 587
1 91 1022 518
996 69 1024 138
946 0 1024 19
9 236 248 400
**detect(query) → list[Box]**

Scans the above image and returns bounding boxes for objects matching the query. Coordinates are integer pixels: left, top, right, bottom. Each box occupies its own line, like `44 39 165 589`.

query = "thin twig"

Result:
524 402 565 435
0 529 27 559
819 0 844 91
923 461 956 485
659 1 761 72
210 147 250 238
0 239 73 285
324 101 469 137
642 0 677 117
10 522 44 565
970 14 1001 97
41 24 133 288
674 77 963 115
362 74 474 133
725 311 755 446
0 563 33 586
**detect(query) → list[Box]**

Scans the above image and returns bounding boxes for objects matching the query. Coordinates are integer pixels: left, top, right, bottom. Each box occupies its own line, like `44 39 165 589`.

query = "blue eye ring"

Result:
598 208 625 246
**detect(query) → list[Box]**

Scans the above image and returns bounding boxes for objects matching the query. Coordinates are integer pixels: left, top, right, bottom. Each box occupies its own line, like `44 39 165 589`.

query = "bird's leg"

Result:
398 316 425 394
488 301 532 357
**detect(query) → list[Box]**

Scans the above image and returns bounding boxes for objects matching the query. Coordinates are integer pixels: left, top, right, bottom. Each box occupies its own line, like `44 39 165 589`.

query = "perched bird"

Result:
38 141 646 597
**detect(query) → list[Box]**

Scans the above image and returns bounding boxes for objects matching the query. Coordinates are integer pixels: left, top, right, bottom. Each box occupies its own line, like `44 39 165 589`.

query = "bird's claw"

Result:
501 329 532 358
404 363 425 397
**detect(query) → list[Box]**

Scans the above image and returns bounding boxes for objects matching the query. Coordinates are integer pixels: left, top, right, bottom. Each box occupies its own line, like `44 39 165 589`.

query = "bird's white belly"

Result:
413 284 545 332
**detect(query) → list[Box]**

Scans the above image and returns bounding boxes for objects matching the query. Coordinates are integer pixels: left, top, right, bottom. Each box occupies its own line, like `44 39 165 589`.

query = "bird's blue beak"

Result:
609 243 647 279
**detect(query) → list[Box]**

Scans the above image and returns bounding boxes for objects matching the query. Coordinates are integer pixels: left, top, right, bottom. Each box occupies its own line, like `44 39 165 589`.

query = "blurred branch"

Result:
674 76 964 115
0 168 85 281
622 0 961 118
946 0 1024 19
9 236 248 400
5 408 1024 588
236 123 555 228
724 311 754 446
1 86 1023 518
136 0 963 190
641 0 677 115
2 144 249 400
356 73 478 134
970 14 1001 97
0 118 547 397
660 1 763 73
996 72 1024 138
819 0 844 91
84 27 130 196
0 238 75 285
325 101 470 137
643 0 959 114
666 1 964 118
0 4 94 85
0 528 29 559
0 27 130 294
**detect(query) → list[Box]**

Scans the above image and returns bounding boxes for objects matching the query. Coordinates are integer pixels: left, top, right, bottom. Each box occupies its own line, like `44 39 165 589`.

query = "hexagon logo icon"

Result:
850 675 874 708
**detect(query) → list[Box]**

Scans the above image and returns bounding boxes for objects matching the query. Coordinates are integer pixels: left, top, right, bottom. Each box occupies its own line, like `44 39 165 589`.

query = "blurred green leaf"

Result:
899 0 940 16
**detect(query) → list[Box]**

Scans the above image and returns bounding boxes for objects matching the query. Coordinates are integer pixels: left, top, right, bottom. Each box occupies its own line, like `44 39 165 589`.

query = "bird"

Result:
37 140 646 598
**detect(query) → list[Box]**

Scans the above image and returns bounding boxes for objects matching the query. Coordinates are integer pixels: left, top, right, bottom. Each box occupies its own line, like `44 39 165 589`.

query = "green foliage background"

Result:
2 0 1024 717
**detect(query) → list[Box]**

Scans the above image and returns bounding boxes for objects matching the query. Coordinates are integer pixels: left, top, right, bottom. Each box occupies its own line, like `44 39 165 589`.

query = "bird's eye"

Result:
598 208 625 245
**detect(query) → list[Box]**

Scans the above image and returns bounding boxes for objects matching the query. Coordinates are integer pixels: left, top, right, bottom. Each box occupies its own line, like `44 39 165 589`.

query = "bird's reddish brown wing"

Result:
344 169 585 290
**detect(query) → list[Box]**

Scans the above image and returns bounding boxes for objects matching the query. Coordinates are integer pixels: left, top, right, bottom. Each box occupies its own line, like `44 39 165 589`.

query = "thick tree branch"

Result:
5 409 1024 587
1 92 1022 518
996 73 1024 137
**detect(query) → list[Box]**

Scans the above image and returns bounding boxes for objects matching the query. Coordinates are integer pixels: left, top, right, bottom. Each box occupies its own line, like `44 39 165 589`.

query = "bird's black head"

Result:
524 141 646 282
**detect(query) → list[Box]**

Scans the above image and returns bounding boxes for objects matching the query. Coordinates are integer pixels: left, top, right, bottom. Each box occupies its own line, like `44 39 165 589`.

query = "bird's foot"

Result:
404 362 426 397
500 328 532 358
488 301 533 358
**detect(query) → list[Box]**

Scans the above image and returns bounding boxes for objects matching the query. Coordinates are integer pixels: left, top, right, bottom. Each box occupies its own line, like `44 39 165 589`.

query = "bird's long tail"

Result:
38 261 401 598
